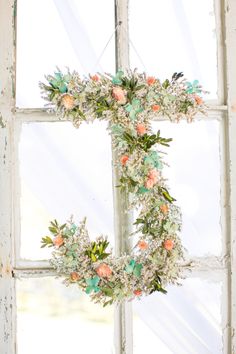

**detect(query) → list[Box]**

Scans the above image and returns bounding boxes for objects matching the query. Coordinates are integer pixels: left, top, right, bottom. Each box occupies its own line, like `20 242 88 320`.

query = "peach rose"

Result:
133 289 142 296
112 87 126 104
138 240 148 250
152 104 160 112
160 204 169 214
147 76 156 85
53 234 64 247
148 169 159 182
120 155 129 166
61 94 75 110
194 95 203 105
163 239 174 251
91 74 99 81
145 169 159 189
136 123 146 136
96 263 112 278
70 272 80 281
145 178 155 189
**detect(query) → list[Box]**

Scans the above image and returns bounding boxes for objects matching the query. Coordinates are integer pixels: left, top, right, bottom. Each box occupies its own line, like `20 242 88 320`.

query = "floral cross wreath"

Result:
40 70 207 307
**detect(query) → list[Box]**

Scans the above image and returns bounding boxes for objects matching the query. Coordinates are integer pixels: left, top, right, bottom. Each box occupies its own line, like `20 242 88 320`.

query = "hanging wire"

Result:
128 38 147 72
92 21 122 72
120 25 147 72
92 20 147 73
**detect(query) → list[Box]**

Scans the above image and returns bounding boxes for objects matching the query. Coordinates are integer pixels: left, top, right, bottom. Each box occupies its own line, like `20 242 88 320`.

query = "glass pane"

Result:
16 0 115 107
19 121 114 260
151 120 221 256
133 278 223 354
130 0 217 100
17 277 114 354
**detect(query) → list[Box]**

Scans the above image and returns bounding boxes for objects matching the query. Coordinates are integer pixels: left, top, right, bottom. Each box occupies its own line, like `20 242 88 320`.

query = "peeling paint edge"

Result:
0 113 6 128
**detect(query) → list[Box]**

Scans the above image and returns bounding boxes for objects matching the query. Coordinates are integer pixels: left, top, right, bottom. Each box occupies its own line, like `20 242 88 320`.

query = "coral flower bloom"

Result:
194 95 203 105
134 289 142 296
96 263 112 278
147 76 156 85
152 104 160 112
112 87 126 104
160 204 169 214
138 240 148 250
145 178 155 189
61 94 75 110
145 169 159 189
163 239 174 251
148 169 159 182
136 123 146 136
53 234 64 247
120 155 129 166
70 272 80 281
91 74 99 81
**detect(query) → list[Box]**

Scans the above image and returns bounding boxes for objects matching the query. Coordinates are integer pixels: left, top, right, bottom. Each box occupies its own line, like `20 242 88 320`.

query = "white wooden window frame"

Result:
0 0 236 353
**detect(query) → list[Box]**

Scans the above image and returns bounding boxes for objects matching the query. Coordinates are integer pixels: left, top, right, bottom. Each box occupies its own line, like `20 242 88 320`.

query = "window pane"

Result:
130 0 217 100
152 120 221 256
16 0 115 107
133 278 223 354
17 277 114 354
19 121 114 260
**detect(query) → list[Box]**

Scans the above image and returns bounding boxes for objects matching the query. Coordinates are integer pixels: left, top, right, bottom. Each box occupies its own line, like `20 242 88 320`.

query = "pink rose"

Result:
147 76 156 85
96 263 112 278
53 234 64 247
145 169 159 189
145 178 155 189
138 240 148 250
136 123 146 136
134 289 142 296
70 272 80 281
120 155 129 166
148 169 159 182
152 104 160 112
61 94 75 110
91 74 99 81
194 95 203 105
163 239 174 251
160 204 169 214
112 87 126 104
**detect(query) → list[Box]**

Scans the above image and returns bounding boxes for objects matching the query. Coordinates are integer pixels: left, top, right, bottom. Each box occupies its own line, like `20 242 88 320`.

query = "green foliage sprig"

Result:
84 240 110 262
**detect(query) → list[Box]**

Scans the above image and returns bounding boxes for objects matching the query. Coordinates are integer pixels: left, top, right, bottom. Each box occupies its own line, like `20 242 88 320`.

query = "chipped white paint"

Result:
219 110 231 353
214 0 227 105
12 120 22 268
0 1 16 354
223 0 236 353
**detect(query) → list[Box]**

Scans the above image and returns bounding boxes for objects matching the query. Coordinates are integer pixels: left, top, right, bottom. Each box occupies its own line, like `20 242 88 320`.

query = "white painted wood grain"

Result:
113 1 133 353
0 1 16 354
224 0 236 352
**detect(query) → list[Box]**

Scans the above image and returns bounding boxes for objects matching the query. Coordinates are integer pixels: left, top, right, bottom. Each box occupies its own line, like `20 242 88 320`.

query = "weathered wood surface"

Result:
0 1 16 353
224 1 236 353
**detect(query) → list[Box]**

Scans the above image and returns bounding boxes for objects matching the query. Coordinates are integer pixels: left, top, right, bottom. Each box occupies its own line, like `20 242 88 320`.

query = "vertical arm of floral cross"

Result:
113 1 133 354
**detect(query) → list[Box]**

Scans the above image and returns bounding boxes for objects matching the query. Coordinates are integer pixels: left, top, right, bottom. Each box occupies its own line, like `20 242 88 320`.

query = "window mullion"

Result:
0 1 16 354
15 105 227 123
113 1 133 354
214 0 227 105
223 0 236 353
